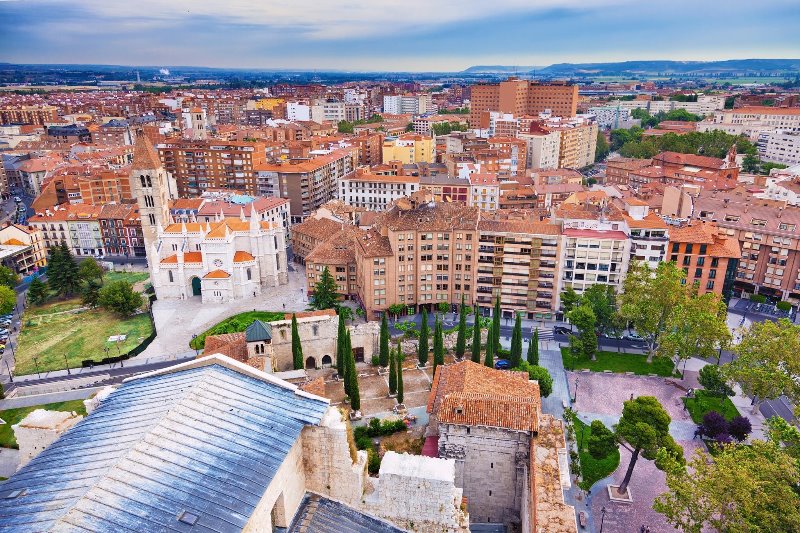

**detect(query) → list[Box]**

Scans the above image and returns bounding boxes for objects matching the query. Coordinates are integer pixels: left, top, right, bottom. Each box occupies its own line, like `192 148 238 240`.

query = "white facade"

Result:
758 130 800 164
699 107 800 141
286 102 311 122
339 174 419 210
519 130 561 169
560 228 631 296
467 176 500 211
753 173 800 206
614 95 725 116
383 94 432 115
587 106 633 130
311 101 346 123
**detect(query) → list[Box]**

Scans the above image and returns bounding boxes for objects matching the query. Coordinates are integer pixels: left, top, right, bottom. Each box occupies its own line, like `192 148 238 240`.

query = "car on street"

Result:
553 326 571 335
623 331 644 341
494 359 511 370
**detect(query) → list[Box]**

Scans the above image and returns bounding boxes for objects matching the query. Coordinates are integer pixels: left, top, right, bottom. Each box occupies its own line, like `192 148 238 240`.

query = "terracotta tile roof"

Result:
233 250 255 263
563 228 628 240
291 217 344 241
438 393 539 432
653 151 726 170
305 228 358 265
377 201 480 232
478 219 561 235
2 238 26 246
427 360 536 415
132 134 162 170
670 221 741 258
184 251 202 263
624 212 668 229
299 377 327 398
354 228 393 258
163 222 204 233
170 198 204 210
160 255 178 264
203 269 230 279
99 203 134 220
203 332 247 362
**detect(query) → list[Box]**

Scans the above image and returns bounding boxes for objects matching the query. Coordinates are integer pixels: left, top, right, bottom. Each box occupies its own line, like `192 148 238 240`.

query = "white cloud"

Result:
68 0 627 39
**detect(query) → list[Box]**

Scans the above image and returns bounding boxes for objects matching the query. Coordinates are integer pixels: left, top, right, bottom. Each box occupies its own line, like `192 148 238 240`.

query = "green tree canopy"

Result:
78 257 104 283
48 243 81 298
98 280 143 317
433 313 444 375
27 276 48 306
388 344 398 395
379 312 390 367
455 295 467 358
595 132 610 162
0 285 16 315
0 265 19 289
510 313 523 368
484 327 494 368
417 307 429 366
528 328 539 366
471 305 481 363
659 292 731 368
492 297 501 353
588 420 618 459
291 313 304 370
310 266 338 310
396 339 404 405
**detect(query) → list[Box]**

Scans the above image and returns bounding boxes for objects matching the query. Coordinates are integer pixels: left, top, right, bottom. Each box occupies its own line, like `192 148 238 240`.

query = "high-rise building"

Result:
469 78 579 127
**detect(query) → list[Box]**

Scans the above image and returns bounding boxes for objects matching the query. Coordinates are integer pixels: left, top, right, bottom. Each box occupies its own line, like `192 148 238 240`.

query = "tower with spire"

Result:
130 134 176 253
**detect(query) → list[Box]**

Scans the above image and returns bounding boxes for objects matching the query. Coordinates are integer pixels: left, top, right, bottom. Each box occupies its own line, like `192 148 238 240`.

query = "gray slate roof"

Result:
289 493 407 533
245 319 272 342
0 363 328 532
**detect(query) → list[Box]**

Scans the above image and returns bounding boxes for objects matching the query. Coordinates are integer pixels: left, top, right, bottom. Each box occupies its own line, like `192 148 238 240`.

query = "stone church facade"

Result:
130 135 288 303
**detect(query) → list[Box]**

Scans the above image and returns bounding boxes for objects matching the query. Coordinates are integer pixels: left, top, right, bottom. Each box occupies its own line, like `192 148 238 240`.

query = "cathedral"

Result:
131 136 289 303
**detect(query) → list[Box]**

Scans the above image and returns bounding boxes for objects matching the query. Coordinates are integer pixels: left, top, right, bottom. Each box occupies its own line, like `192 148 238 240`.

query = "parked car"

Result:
553 326 571 335
494 359 511 370
624 331 644 341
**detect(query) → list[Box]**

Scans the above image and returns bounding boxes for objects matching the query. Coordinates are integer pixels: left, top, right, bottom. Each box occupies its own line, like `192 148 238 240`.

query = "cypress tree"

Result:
291 314 304 370
455 295 467 359
388 345 397 395
492 296 502 353
396 343 404 405
528 328 539 366
417 307 429 367
336 312 347 377
343 330 352 397
510 313 522 368
433 313 444 375
484 327 494 368
347 333 360 411
58 242 81 297
379 312 390 367
471 305 481 363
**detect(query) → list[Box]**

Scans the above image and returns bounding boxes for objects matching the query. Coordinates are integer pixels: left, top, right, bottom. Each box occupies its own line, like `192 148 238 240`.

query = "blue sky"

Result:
0 0 798 71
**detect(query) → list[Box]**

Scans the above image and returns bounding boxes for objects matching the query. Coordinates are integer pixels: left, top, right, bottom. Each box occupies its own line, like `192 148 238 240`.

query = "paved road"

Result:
0 386 103 410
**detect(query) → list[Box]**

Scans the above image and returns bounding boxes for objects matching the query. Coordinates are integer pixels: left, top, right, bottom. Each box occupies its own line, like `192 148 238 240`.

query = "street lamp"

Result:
599 506 607 533
4 359 12 383
573 376 580 403
32 355 41 379
63 353 70 375
192 334 200 357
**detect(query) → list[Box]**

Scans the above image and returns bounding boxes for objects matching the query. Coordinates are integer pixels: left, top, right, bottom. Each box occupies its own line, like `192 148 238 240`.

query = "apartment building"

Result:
626 150 739 191
698 106 800 140
617 197 669 269
547 117 599 169
77 169 134 205
467 173 500 211
519 125 561 170
587 106 633 130
0 105 59 125
99 203 145 257
382 94 432 115
758 130 800 164
158 140 267 197
419 174 470 204
256 148 357 223
605 157 654 187
290 215 348 264
29 203 104 256
476 218 561 318
469 78 579 127
92 119 134 146
0 223 47 275
382 134 435 164
668 221 740 299
689 190 800 302
310 101 347 123
339 169 419 211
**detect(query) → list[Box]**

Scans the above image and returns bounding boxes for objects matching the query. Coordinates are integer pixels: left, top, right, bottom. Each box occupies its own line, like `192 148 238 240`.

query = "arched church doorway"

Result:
305 356 317 369
321 355 332 368
191 277 202 296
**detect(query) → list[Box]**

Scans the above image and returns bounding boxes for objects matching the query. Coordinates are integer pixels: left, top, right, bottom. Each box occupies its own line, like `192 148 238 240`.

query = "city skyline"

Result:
1 0 799 71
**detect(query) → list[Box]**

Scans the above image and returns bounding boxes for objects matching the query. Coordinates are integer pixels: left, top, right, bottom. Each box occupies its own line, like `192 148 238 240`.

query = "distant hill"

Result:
462 59 800 77
461 65 542 74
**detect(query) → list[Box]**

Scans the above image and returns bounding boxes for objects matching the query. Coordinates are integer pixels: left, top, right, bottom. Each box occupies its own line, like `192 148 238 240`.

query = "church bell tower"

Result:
131 134 174 252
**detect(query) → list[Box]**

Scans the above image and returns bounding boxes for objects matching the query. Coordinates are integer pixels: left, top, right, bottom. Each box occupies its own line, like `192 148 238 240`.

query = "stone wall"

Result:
301 406 367 508
438 423 530 526
364 452 470 533
13 409 83 470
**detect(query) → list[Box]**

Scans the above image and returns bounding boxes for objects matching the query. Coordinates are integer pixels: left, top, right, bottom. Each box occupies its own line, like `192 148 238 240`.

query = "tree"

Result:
98 281 143 317
567 334 583 371
417 307 429 366
471 305 481 363
492 297 501 353
396 340 404 405
0 265 18 289
595 131 610 162
455 295 467 359
742 153 761 173
78 257 104 283
560 287 581 316
660 292 731 372
310 266 338 310
337 120 354 134
654 441 800 533
588 420 618 459
0 286 15 316
581 284 617 335
81 279 102 308
347 332 360 411
528 328 539 366
698 365 734 397
615 396 683 496
27 276 48 306
722 318 800 415
526 364 552 397
48 242 81 298
568 304 597 360
379 312 390 367
342 330 353 397
508 314 521 368
484 327 494 368
701 411 728 439
433 313 445 375
291 314 304 370
336 310 347 377
388 303 404 323
619 261 687 361
337 305 353 323
728 416 752 442
437 301 449 315
388 345 398 395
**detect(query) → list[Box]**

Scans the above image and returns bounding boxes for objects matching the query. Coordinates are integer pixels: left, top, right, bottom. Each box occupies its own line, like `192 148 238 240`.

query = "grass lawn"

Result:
103 271 149 286
16 298 153 375
683 389 740 423
575 418 620 490
560 347 676 377
0 400 86 448
191 310 286 349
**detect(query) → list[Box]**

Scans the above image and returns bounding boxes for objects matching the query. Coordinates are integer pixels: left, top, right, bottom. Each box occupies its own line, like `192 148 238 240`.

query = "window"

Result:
685 243 693 254
671 243 679 253
695 268 703 278
246 268 252 281
312 325 319 336
699 244 707 255
168 270 173 283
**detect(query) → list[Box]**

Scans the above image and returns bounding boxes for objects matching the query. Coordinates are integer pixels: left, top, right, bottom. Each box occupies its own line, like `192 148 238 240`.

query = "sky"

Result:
0 0 799 71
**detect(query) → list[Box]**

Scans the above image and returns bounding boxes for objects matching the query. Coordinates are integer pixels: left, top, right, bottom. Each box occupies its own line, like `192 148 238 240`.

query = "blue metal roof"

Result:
0 364 329 532
289 494 407 533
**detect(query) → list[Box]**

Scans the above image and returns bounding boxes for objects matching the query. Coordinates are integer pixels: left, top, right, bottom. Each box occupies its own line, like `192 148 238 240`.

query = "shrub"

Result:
701 410 728 438
729 416 752 442
517 361 553 398
698 365 734 397
370 355 380 366
367 449 381 474
749 294 766 304
777 301 792 312
497 348 511 358
587 420 618 459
